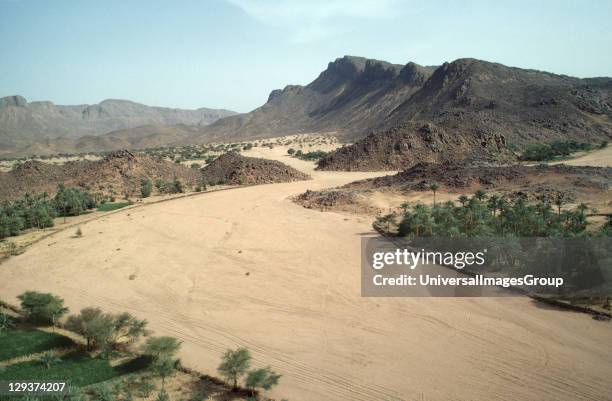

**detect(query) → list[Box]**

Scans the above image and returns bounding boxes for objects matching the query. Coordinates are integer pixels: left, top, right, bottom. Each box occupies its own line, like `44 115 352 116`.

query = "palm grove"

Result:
379 188 610 238
0 185 96 239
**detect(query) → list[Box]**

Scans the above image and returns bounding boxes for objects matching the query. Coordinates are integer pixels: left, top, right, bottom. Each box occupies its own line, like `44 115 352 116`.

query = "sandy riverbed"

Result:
1 147 611 401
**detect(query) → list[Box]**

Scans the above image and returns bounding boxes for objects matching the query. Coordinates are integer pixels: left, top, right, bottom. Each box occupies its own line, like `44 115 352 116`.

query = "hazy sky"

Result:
1 0 611 112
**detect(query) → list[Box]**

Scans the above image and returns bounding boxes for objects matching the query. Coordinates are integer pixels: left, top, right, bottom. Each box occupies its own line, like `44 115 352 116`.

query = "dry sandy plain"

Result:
1 146 611 401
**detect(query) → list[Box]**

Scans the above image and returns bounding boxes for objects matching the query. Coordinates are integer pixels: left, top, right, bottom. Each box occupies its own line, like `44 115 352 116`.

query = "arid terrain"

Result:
1 143 611 401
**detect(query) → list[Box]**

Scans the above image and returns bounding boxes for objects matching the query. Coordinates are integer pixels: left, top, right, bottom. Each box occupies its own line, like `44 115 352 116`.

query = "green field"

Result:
0 350 150 386
0 330 74 361
97 202 131 212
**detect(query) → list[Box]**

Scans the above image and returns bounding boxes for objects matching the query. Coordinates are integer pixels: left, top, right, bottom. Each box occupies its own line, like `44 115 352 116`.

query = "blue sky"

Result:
1 0 611 112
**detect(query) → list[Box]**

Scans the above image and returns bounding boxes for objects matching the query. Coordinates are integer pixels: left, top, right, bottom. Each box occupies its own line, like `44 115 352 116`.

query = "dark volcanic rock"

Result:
201 151 311 185
317 122 509 171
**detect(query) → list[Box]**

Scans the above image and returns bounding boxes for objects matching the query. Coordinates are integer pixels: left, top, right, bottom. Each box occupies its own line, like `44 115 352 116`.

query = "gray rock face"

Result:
0 96 237 151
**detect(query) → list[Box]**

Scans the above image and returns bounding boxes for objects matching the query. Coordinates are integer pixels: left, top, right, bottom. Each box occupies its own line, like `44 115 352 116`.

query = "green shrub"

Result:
140 179 153 198
17 291 68 325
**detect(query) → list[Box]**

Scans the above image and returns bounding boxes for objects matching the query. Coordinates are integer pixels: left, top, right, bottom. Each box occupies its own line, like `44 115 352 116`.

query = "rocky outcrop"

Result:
317 122 509 171
201 151 310 185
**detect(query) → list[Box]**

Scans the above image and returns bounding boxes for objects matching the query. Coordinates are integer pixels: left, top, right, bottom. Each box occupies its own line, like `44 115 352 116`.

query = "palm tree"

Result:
458 195 469 208
487 194 500 217
430 182 440 206
474 190 487 202
40 350 61 369
554 192 566 216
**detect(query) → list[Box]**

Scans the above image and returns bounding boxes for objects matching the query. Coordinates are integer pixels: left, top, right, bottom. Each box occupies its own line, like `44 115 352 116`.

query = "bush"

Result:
17 291 68 325
140 179 153 198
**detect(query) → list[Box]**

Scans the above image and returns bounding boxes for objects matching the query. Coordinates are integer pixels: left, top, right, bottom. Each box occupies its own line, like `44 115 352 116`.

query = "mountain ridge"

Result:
0 96 237 153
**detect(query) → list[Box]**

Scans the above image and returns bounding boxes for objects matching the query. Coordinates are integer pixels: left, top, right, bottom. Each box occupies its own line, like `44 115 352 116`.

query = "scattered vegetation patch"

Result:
288 149 328 161
97 202 131 212
519 140 607 161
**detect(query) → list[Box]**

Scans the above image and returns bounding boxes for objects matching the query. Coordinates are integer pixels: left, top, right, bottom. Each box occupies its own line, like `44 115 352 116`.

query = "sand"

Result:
1 147 611 401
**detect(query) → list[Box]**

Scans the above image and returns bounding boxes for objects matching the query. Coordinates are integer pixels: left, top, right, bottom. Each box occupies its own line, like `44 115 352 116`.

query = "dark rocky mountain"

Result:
0 96 236 153
195 56 612 152
191 56 435 142
385 58 612 144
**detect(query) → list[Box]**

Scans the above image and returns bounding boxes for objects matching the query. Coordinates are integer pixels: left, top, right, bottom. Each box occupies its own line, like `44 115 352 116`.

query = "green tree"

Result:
474 190 487 201
430 182 440 206
64 307 114 350
17 291 68 325
245 367 281 395
141 179 153 198
141 336 182 360
217 347 252 390
152 357 176 391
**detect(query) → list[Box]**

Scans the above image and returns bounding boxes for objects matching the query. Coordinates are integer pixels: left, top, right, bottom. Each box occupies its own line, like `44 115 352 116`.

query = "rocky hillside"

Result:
197 56 611 149
317 122 509 171
191 56 434 142
385 58 612 144
356 162 611 192
0 96 236 152
201 151 311 185
0 150 199 200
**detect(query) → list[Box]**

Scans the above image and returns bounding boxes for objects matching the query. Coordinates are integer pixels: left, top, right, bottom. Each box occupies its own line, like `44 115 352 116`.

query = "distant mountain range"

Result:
0 96 236 155
2 55 611 157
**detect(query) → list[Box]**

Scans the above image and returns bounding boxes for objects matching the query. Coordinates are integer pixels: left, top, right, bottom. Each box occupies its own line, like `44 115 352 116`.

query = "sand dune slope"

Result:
1 149 611 401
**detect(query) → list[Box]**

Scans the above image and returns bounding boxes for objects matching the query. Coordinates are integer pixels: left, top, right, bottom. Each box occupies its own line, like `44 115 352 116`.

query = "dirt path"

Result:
1 148 611 401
